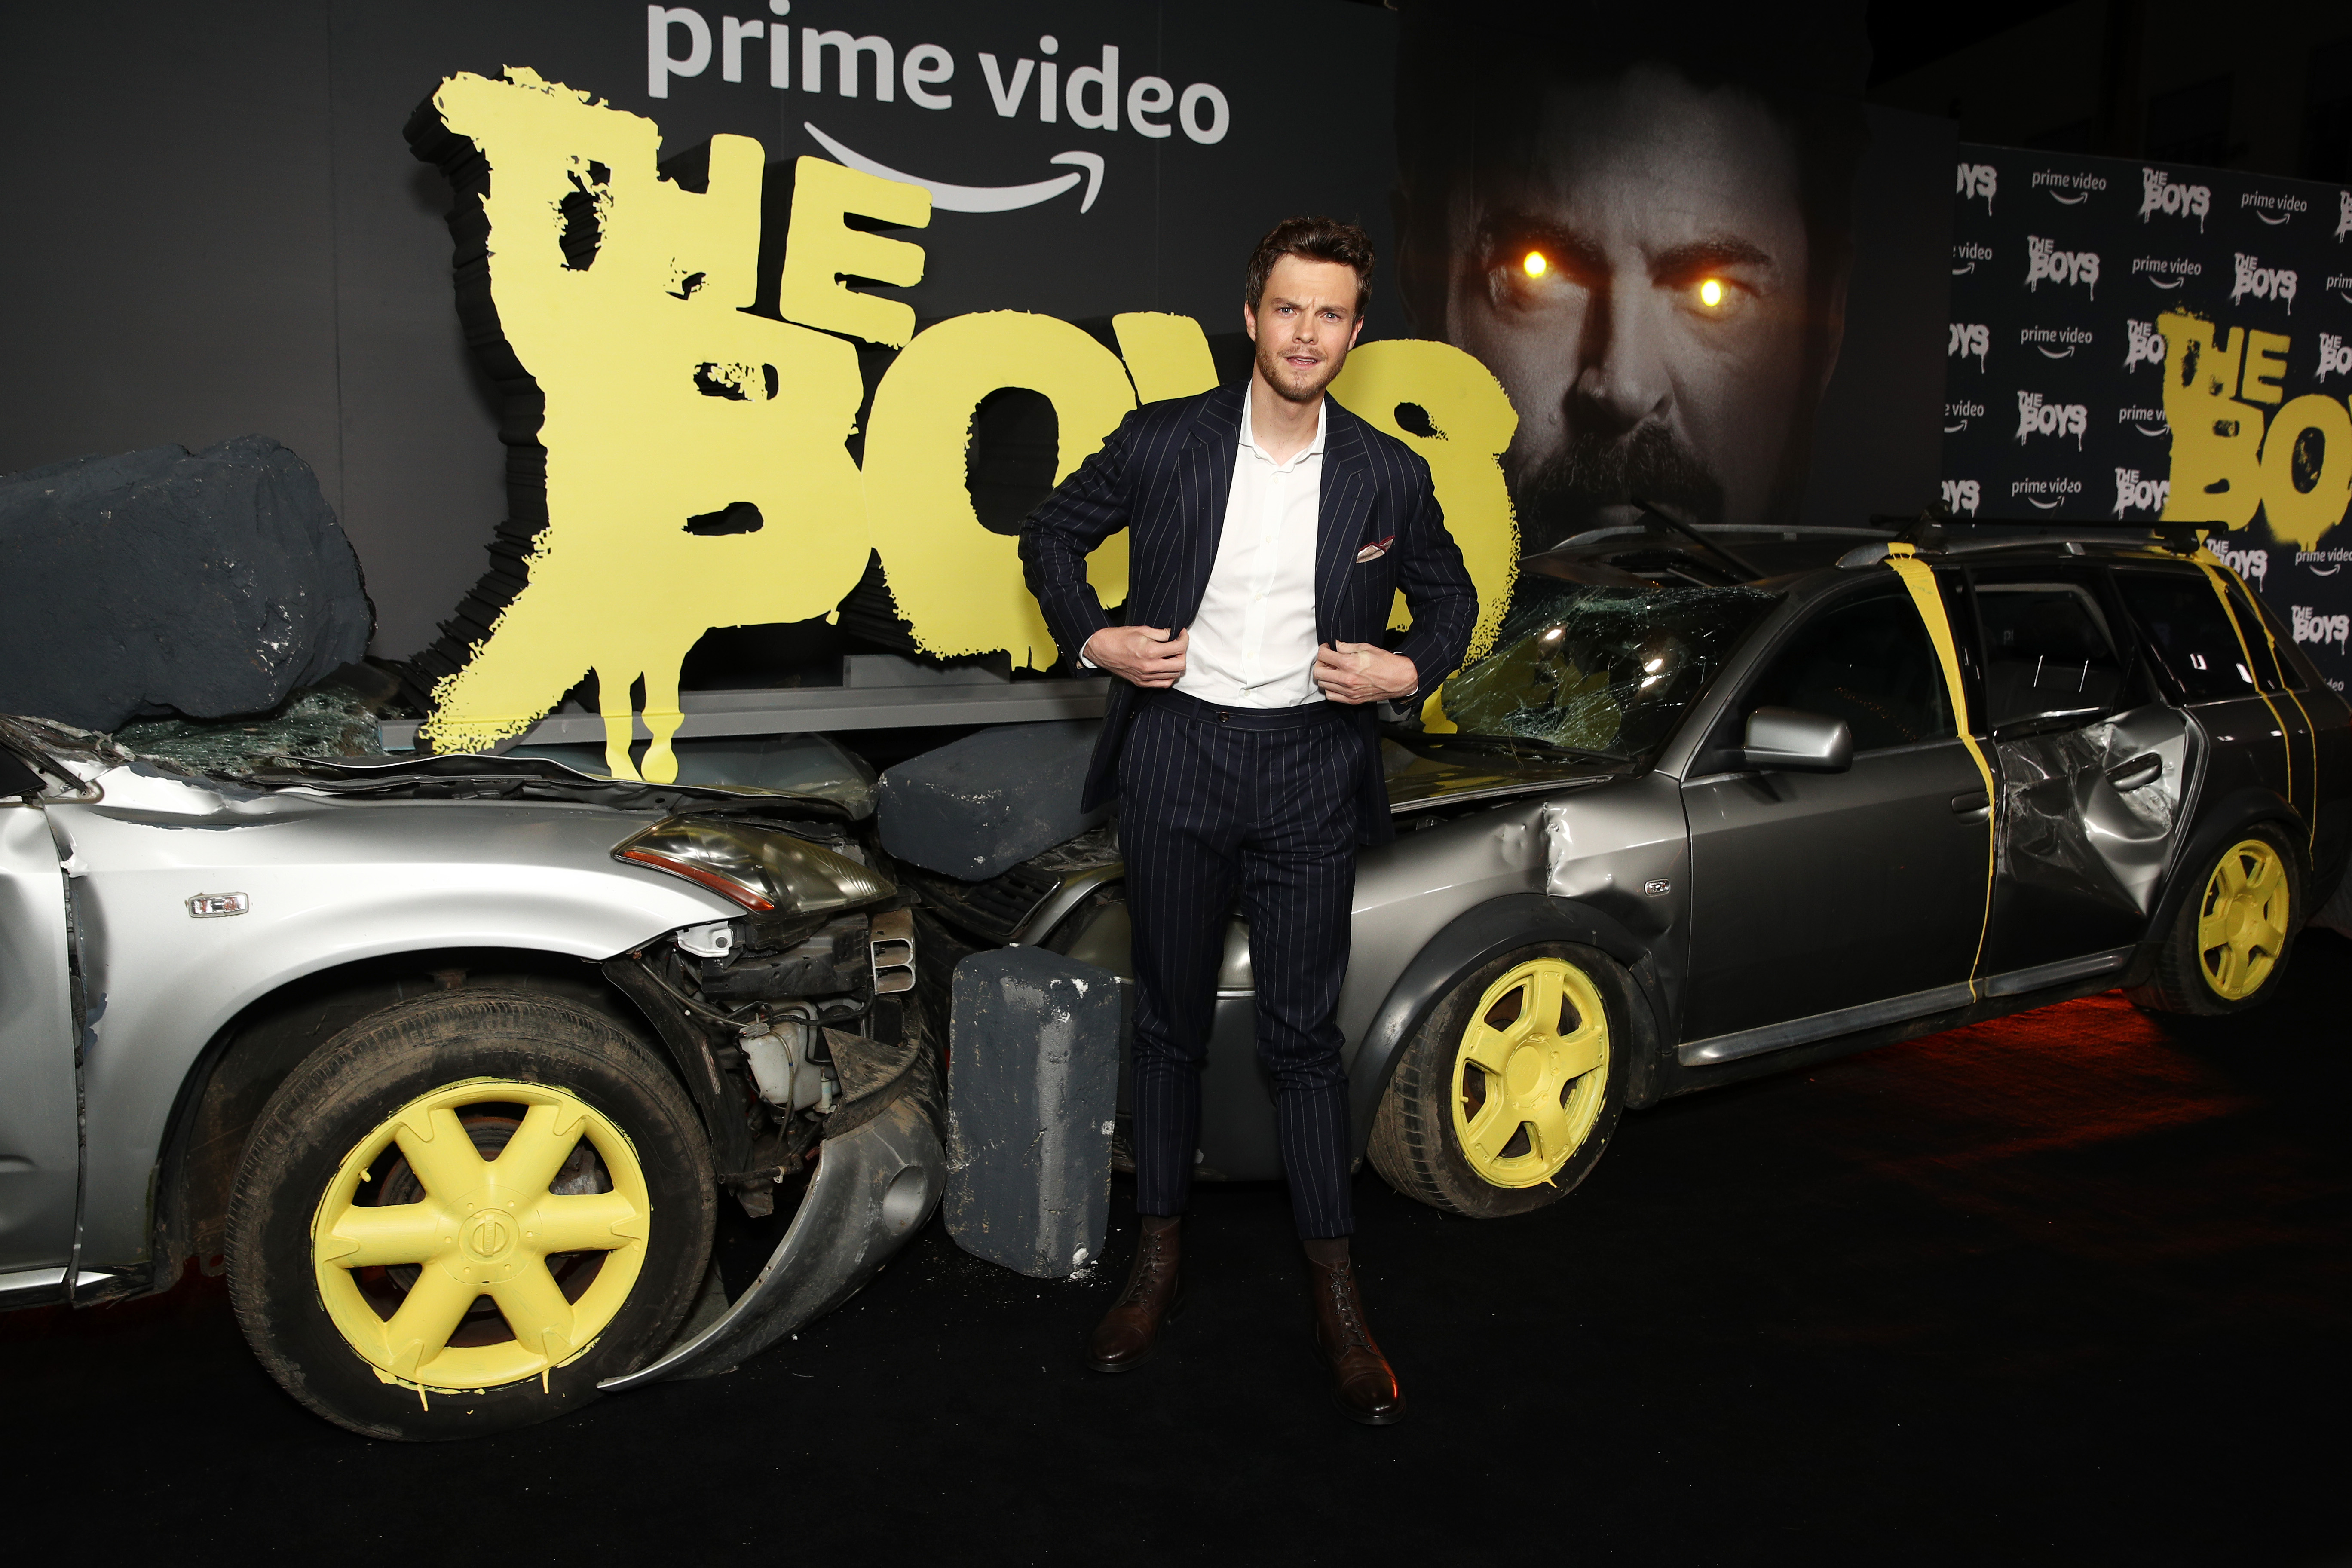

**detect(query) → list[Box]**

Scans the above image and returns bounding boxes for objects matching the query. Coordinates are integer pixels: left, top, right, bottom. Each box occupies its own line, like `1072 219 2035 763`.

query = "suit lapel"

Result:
1172 383 1244 626
1315 401 1373 641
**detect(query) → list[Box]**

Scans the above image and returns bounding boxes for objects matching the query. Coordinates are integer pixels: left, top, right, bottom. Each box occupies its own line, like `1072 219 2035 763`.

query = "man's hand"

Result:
1314 641 1419 706
1084 625 1189 688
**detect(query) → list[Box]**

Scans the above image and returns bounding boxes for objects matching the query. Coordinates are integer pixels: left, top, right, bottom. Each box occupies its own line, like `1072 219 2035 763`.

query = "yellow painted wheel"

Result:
2196 838 2291 1001
1449 958 1612 1189
1370 943 1629 1217
227 988 714 1439
311 1078 650 1391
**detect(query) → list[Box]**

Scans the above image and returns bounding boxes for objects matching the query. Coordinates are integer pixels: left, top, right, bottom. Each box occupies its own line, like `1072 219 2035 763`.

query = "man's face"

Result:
1246 256 1367 404
1445 67 1825 552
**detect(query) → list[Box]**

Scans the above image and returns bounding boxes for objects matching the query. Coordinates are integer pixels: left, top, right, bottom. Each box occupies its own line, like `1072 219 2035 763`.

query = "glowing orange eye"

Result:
1522 251 1547 278
1698 278 1724 307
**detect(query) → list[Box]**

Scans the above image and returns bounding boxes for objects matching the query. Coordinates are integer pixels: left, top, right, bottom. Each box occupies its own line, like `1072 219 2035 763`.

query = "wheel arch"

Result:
1346 893 1670 1158
143 943 732 1305
2144 786 2312 949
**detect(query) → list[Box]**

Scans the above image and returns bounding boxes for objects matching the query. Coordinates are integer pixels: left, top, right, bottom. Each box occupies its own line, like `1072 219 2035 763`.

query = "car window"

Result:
2113 568 2263 704
1436 583 1779 760
1972 580 2125 730
2218 575 2305 693
1744 591 1953 753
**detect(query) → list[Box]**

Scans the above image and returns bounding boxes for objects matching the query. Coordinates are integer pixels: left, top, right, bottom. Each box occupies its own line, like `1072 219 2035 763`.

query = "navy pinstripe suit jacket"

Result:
1019 381 1479 846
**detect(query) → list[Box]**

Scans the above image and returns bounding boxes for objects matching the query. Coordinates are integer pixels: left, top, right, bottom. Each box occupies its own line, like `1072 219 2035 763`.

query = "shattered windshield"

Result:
1430 583 1778 760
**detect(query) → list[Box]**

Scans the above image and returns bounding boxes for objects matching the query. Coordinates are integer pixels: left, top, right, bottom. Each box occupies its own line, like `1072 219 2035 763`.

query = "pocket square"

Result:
1354 535 1395 564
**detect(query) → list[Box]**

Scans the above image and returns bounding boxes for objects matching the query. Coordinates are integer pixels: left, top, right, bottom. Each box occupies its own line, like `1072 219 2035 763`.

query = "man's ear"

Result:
1347 313 1366 350
1243 300 1259 343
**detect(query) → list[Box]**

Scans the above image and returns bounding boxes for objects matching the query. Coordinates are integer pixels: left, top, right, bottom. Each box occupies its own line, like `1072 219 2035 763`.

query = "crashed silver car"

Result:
908 524 2351 1220
0 722 940 1440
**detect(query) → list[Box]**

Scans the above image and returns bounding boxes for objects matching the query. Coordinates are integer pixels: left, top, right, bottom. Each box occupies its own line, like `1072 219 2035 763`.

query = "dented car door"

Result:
1972 566 2193 976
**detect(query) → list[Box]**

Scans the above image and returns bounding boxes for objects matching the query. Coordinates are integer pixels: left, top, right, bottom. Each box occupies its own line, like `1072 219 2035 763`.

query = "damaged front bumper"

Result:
600 1034 945 1390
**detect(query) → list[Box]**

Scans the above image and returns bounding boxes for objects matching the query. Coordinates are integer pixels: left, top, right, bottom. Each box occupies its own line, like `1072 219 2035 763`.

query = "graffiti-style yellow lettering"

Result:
416 70 874 780
775 156 931 347
2242 329 2290 406
2159 312 2263 530
1110 312 1220 405
1327 340 1519 661
863 312 1137 665
2259 395 2352 549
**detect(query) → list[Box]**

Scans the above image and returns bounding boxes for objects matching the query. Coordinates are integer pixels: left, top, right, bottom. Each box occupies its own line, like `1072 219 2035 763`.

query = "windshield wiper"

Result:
1415 732 1622 765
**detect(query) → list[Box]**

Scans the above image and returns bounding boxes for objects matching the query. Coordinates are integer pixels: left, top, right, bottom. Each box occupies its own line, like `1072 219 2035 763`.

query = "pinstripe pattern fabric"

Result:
1120 695 1363 1238
1018 381 1479 848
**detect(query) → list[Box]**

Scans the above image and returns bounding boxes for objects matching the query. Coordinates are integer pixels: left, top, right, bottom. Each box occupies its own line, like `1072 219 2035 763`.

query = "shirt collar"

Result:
1237 381 1327 468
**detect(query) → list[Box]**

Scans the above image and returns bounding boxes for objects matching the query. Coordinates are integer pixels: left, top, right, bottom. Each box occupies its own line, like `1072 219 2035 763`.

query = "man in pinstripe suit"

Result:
1021 217 1478 1425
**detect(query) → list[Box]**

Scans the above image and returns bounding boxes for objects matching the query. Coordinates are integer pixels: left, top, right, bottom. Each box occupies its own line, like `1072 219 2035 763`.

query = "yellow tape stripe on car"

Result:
2194 556 2318 851
1884 545 1998 1001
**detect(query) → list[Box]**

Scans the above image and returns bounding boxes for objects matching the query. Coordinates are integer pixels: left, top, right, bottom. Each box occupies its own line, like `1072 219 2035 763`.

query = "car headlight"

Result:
613 817 895 915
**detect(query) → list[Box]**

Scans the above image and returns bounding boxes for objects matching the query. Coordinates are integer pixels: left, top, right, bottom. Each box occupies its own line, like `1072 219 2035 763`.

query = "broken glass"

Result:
1435 584 1778 760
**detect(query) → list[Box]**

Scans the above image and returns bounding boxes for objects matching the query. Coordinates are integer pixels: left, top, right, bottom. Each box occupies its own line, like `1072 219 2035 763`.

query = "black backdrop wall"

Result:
1944 143 2352 691
0 1 1948 675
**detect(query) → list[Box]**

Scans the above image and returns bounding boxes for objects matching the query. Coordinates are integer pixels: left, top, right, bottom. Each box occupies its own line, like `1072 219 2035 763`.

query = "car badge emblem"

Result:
1643 879 1672 897
186 891 249 918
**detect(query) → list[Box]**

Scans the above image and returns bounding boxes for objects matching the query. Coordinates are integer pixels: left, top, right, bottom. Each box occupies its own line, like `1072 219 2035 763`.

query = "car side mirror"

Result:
1741 707 1853 773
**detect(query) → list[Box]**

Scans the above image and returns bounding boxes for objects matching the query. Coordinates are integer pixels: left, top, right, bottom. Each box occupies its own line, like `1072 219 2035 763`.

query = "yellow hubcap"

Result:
2196 839 2290 1001
1451 959 1611 1189
310 1078 651 1391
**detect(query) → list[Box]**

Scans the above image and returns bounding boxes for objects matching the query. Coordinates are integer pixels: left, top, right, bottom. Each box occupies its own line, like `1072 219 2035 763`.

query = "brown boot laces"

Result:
1117 1230 1174 1309
1319 1261 1375 1354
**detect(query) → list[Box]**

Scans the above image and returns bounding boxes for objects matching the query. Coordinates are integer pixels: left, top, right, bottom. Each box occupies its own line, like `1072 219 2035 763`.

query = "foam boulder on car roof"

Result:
878 719 1107 881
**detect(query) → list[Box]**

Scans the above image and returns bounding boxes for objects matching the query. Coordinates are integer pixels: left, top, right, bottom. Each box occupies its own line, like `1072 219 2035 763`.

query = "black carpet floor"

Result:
9 935 2351 1565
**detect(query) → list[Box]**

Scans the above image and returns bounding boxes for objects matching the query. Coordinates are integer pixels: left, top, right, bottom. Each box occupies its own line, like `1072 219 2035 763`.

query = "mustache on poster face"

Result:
1510 425 1726 548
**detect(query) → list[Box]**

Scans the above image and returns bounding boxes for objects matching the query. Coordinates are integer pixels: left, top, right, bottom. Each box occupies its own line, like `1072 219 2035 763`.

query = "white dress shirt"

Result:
1173 384 1327 708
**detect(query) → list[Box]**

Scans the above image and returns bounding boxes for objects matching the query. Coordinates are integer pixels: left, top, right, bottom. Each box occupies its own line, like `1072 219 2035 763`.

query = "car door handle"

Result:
2105 753 2162 791
1950 790 1990 821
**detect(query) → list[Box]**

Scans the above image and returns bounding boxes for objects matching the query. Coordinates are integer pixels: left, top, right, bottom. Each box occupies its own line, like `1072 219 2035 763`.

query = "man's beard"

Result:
1509 425 1727 556
1256 338 1341 404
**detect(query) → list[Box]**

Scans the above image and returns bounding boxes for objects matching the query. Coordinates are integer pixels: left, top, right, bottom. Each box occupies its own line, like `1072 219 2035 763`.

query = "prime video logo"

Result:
2205 537 2266 587
2293 605 2350 649
2139 168 2211 230
2016 390 2089 447
2114 469 2171 518
2025 235 2100 298
2124 318 2167 372
1941 478 1981 517
2230 253 2298 312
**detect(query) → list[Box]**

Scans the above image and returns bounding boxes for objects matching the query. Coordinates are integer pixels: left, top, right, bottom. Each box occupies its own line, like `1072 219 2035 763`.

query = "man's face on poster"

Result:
1443 65 1832 554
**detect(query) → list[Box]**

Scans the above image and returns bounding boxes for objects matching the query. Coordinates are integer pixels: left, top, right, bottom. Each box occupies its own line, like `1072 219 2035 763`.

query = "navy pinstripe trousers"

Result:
1119 691 1363 1239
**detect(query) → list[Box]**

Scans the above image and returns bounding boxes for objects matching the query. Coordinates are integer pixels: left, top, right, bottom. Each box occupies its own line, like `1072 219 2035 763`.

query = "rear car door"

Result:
1680 584 1990 1053
0 799 80 1283
1972 566 2194 977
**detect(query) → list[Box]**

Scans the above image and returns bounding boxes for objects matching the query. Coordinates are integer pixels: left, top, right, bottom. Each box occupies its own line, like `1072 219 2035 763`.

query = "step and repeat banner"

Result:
1943 144 2352 691
6 2 1949 770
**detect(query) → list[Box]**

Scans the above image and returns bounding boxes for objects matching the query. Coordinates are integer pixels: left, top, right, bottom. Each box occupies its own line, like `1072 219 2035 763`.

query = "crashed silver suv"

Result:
908 525 2351 1220
0 723 940 1440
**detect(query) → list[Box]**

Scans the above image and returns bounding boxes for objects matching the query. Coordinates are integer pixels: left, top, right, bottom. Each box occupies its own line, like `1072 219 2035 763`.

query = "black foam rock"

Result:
0 436 371 731
878 719 1107 881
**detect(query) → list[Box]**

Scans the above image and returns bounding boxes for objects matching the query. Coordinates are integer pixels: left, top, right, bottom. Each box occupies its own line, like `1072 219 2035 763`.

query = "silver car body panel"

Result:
601 1088 943 1390
43 763 734 1272
0 807 79 1272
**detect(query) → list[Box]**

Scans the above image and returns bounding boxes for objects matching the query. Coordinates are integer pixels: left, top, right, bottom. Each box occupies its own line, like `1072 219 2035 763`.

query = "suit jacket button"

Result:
1217 710 1229 723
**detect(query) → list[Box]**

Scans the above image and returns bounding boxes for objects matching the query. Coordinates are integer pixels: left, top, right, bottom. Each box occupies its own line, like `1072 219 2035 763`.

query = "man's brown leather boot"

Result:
1306 1247 1406 1425
1085 1216 1182 1372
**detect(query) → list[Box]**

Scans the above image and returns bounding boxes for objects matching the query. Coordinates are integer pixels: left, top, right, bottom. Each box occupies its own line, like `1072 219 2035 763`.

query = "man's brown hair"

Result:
1244 215 1375 317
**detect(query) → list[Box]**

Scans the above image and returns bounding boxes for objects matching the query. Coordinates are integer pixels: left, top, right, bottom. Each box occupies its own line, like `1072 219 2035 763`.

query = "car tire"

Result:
225 986 715 1440
1369 943 1631 1218
2129 823 2303 1017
